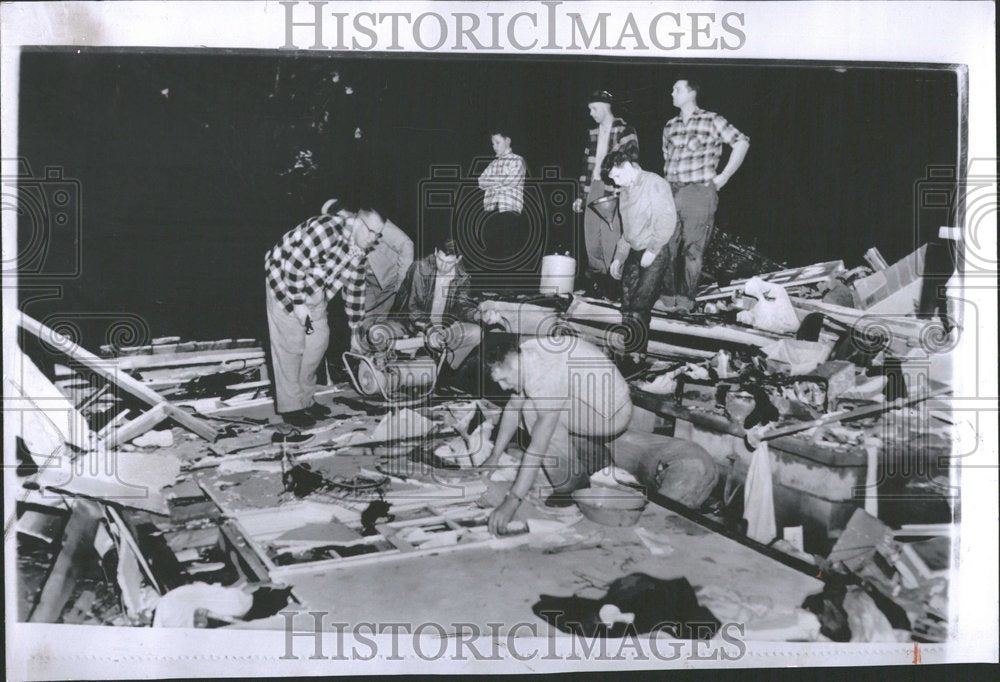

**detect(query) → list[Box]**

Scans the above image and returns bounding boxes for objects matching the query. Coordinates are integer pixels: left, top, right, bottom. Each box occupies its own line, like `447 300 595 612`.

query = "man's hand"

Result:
711 173 731 190
572 198 584 213
425 326 446 351
609 260 624 280
640 250 658 268
292 304 310 327
488 495 520 536
349 332 364 353
482 309 503 327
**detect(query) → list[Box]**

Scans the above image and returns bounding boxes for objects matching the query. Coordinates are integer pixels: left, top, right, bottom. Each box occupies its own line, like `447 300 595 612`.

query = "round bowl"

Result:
572 487 648 527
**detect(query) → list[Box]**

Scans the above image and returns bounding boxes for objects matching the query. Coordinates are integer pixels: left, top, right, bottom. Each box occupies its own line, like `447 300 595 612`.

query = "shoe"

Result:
304 402 332 419
282 409 316 428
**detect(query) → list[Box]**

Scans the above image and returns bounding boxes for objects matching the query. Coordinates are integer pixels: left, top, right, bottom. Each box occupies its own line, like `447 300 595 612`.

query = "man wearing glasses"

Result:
265 206 385 427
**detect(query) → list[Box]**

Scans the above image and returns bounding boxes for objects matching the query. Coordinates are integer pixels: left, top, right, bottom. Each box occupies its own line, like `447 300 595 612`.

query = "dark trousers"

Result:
663 182 718 307
620 247 672 356
477 210 524 286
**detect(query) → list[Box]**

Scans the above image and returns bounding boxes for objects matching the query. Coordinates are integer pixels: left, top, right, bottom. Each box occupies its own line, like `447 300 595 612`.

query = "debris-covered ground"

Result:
13 240 958 643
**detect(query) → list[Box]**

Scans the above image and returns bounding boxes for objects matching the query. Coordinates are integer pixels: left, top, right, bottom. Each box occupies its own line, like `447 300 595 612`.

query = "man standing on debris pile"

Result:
572 90 639 298
603 151 677 376
662 79 749 311
481 336 633 535
265 206 385 427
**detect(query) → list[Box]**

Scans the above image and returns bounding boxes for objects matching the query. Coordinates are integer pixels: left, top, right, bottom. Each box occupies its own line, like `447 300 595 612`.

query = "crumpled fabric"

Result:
153 583 253 628
532 574 719 640
737 276 801 333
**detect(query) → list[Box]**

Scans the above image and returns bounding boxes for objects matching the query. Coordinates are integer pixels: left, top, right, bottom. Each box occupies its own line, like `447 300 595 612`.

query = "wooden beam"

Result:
103 403 170 447
113 348 264 371
19 312 217 442
28 498 103 623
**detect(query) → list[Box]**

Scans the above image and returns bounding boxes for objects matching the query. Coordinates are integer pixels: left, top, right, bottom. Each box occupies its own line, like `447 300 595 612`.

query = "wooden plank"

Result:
104 403 169 447
20 312 218 442
28 499 103 623
114 348 264 371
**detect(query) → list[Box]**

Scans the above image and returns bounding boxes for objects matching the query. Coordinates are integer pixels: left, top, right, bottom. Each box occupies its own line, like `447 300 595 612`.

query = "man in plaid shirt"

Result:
661 79 749 310
265 207 385 426
572 90 639 297
477 128 527 280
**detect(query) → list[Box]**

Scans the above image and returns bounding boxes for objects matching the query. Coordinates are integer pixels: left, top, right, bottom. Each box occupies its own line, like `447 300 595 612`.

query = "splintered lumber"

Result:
19 312 218 442
104 403 170 447
28 498 103 623
113 348 264 371
760 388 952 441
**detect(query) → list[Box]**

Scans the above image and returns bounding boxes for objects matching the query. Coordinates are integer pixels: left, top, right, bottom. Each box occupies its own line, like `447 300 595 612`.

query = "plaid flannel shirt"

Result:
579 117 639 198
478 152 526 213
662 108 749 183
264 212 374 330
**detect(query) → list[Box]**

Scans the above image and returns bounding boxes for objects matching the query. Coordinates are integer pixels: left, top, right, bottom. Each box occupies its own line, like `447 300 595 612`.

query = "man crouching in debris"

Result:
265 207 385 427
481 335 633 535
362 235 483 370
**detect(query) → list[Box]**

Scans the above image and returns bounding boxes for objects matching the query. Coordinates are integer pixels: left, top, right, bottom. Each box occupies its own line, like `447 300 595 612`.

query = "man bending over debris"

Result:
481 335 633 535
603 150 677 377
265 206 385 427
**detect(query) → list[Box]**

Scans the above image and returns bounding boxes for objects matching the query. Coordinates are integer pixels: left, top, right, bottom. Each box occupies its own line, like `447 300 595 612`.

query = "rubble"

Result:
13 238 958 646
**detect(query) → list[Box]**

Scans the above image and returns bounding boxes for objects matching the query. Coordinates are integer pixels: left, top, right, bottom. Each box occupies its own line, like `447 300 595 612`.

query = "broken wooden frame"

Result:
19 312 218 443
228 500 530 580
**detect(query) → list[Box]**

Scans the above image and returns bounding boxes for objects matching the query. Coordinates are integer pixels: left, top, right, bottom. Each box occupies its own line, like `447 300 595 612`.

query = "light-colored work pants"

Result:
265 287 330 414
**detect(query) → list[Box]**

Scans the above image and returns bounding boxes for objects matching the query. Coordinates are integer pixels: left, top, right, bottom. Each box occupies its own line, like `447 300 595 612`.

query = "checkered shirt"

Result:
662 108 749 183
579 117 639 198
264 212 372 330
479 152 526 213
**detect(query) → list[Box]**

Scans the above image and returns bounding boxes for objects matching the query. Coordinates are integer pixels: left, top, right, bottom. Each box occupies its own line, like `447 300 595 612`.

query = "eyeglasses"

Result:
357 214 384 238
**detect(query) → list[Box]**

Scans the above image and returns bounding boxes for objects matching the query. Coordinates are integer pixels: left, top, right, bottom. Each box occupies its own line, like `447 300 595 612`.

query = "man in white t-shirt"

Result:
481 335 633 535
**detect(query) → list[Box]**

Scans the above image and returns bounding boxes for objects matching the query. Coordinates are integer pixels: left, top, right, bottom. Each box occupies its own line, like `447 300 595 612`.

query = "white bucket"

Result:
539 254 577 294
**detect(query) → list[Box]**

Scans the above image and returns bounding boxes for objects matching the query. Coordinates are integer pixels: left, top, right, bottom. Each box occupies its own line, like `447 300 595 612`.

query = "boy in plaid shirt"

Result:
661 79 750 310
477 127 527 280
264 207 385 426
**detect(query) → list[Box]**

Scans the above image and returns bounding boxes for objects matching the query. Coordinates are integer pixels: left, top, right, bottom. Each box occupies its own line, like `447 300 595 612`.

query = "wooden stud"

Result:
20 312 217 442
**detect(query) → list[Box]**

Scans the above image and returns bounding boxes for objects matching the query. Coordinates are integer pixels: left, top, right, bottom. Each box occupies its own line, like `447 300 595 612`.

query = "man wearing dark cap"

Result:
572 90 639 298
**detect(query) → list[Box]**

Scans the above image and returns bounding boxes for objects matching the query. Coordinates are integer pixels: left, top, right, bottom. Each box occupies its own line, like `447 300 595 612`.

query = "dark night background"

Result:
16 50 960 349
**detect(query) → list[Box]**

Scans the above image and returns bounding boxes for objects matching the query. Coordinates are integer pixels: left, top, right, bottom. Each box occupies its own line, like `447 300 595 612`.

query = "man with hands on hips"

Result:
661 79 749 310
603 150 677 377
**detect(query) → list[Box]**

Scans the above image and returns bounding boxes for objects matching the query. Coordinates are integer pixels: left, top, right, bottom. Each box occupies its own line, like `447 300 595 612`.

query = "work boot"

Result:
282 409 316 428
304 402 332 420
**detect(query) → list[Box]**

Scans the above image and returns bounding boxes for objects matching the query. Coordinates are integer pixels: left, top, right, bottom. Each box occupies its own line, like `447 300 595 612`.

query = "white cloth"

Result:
153 583 253 628
743 441 777 544
737 276 801 333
